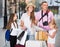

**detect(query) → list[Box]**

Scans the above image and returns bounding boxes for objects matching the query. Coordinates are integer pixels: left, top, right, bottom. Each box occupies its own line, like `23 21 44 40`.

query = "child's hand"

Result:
21 26 27 31
20 20 27 31
45 32 49 35
20 20 24 27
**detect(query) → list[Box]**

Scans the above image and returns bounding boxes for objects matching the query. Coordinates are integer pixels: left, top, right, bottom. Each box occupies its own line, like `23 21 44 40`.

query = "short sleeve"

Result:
48 11 54 23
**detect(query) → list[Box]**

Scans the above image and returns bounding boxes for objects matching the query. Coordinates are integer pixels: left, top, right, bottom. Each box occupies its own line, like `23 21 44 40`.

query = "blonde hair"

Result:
49 19 57 29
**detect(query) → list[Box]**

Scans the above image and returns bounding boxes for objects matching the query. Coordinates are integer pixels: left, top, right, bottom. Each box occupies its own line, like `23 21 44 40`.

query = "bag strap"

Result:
39 10 49 22
17 31 25 40
42 10 48 23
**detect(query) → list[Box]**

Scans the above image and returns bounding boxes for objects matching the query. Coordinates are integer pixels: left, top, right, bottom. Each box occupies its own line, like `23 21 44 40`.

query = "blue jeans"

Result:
26 35 35 40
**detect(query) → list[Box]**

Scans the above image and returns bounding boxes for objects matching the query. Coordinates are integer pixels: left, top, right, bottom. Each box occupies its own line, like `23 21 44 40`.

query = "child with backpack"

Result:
6 13 18 47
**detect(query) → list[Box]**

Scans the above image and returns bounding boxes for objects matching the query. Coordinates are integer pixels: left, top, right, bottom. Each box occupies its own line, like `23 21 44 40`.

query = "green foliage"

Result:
51 9 58 14
20 2 27 10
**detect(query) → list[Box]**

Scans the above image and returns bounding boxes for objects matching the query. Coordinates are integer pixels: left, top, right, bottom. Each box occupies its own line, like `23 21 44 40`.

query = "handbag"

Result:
17 31 25 40
17 31 28 45
35 30 48 41
15 44 25 47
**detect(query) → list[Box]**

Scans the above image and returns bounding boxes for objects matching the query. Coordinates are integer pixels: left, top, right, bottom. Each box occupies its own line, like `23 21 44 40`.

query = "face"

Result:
41 3 48 10
27 5 34 13
13 14 17 21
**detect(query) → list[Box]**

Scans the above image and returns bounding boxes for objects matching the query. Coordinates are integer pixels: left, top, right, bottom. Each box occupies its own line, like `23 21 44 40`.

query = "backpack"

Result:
5 30 11 41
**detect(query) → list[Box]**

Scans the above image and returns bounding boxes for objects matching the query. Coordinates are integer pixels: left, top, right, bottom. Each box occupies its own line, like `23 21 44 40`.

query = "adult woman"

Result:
20 2 36 40
6 13 18 47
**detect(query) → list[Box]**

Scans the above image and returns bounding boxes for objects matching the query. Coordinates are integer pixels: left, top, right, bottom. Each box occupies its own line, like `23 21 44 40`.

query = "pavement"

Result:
0 17 4 29
0 15 60 47
0 29 6 47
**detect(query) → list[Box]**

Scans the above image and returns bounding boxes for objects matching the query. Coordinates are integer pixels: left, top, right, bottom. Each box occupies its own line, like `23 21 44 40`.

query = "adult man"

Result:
35 1 54 31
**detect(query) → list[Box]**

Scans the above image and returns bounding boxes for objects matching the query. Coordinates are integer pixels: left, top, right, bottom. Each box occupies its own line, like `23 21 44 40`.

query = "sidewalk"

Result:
0 29 6 47
0 17 4 28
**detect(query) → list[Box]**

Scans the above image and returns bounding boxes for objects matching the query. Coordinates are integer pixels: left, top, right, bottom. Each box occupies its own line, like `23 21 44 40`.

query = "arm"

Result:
48 31 56 38
11 23 23 31
46 30 57 38
19 13 27 30
19 20 27 30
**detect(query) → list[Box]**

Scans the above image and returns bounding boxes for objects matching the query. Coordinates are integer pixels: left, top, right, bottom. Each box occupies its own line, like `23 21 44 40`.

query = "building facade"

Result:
0 0 3 17
2 0 60 18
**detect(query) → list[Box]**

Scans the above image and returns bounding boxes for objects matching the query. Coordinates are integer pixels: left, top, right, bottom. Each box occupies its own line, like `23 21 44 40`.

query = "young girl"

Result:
46 19 57 47
6 13 18 47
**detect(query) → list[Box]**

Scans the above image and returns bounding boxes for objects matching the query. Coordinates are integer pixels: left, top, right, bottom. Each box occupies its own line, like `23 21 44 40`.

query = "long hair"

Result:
27 6 35 24
30 7 35 24
6 13 17 29
52 19 57 29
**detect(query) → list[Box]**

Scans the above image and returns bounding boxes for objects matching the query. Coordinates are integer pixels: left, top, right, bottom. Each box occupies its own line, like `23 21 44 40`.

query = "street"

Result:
0 16 60 47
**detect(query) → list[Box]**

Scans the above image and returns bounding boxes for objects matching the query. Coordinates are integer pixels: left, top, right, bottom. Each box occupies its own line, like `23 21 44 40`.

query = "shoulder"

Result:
22 13 27 17
11 22 13 25
36 10 41 14
50 29 56 32
35 10 41 16
48 10 53 15
52 29 56 31
11 22 14 26
11 23 14 28
21 13 27 18
48 10 54 18
34 12 37 16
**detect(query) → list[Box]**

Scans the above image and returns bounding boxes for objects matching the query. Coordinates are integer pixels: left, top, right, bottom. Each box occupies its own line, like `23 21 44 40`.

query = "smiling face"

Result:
41 2 48 10
27 5 34 13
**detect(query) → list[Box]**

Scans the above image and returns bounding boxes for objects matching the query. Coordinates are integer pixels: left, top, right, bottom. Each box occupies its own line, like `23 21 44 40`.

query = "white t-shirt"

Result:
47 29 56 44
10 22 18 36
20 13 36 35
10 22 25 37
